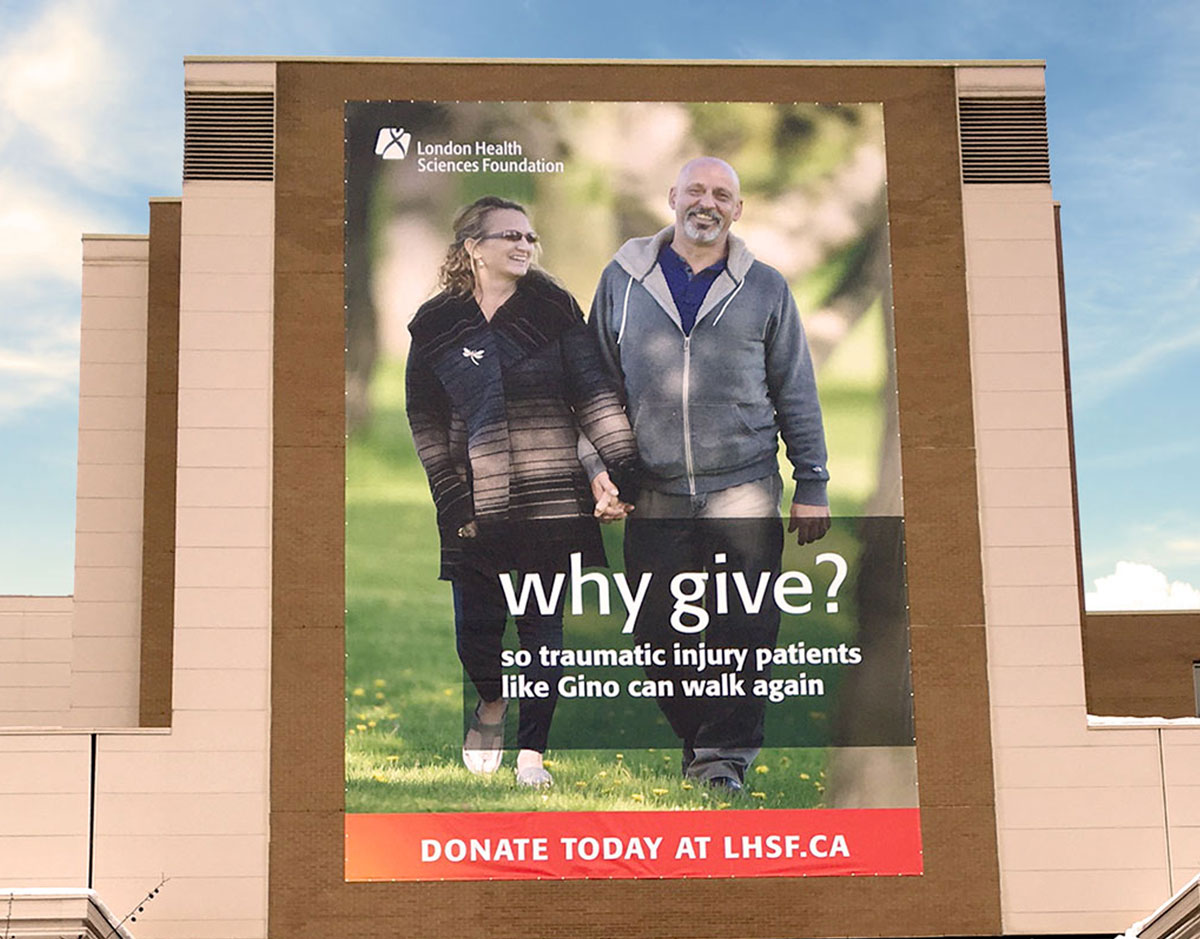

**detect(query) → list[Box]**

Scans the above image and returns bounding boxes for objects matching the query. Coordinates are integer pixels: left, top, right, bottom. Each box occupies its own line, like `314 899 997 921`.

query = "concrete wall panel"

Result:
965 187 1181 931
0 600 73 726
179 310 272 352
69 238 152 728
997 785 1166 830
0 735 89 885
84 177 275 939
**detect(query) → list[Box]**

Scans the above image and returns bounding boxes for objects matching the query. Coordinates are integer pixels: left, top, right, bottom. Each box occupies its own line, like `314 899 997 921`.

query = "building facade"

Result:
1 57 1198 939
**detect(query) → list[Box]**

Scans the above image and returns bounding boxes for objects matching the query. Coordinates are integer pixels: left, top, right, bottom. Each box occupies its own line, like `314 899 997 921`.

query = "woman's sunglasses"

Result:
478 229 539 244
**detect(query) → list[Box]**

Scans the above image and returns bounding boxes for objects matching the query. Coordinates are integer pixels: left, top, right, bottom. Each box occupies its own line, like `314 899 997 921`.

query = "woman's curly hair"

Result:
437 195 531 296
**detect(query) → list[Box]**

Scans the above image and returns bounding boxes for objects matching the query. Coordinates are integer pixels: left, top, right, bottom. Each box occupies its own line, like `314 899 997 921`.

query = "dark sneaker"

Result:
681 744 696 776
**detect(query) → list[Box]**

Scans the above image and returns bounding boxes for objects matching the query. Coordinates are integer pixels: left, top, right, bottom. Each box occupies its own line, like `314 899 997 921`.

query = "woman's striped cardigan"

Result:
405 272 641 580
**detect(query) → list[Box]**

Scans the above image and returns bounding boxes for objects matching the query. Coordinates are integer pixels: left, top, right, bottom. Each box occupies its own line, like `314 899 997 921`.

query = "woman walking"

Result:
406 196 639 787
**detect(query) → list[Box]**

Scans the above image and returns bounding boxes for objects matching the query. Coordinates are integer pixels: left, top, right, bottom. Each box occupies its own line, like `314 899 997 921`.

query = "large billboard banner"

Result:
344 100 919 881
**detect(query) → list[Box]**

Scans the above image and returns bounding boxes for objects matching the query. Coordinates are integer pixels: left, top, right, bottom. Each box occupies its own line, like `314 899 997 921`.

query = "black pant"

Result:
624 509 783 781
451 565 564 753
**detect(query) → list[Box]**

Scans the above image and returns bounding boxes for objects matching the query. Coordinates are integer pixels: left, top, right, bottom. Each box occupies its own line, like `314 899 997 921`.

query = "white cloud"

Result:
0 374 78 423
0 0 151 185
0 306 80 423
0 171 117 285
0 343 77 379
1085 561 1200 612
0 1 157 294
0 0 164 421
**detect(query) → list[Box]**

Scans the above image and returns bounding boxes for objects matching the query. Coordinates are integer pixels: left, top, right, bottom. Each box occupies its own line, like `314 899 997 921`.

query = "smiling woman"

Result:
404 194 642 789
467 208 538 302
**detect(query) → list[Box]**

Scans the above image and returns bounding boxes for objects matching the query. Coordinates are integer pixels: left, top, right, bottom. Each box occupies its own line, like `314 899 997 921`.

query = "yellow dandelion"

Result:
799 772 810 780
373 679 387 687
386 755 399 762
356 723 367 732
750 791 767 800
372 773 387 783
387 712 399 719
442 688 454 696
375 692 385 700
597 770 608 778
347 729 356 735
356 713 367 720
754 765 769 774
543 759 556 767
367 720 377 728
615 753 624 760
717 801 732 809
681 781 694 790
352 688 365 697
575 781 588 789
630 793 644 802
652 788 668 796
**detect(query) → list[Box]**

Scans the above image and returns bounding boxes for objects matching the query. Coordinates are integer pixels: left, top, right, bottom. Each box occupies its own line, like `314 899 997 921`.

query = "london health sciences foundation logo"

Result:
369 121 564 175
374 127 412 159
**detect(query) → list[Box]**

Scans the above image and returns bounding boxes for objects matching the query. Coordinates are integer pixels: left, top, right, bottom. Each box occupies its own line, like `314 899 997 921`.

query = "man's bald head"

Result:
669 157 744 250
674 157 741 197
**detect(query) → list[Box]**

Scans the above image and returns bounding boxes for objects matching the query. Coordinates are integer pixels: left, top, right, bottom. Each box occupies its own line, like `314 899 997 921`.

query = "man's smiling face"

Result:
669 158 744 248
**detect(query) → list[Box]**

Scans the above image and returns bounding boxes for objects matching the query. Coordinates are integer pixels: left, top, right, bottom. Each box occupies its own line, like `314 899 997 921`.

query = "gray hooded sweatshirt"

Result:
589 226 829 506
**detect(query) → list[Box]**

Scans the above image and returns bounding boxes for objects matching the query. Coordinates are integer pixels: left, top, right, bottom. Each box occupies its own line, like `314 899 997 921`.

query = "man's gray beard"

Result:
683 216 723 244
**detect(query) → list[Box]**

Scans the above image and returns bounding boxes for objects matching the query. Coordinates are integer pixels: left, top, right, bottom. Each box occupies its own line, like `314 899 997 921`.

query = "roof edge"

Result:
183 55 1045 67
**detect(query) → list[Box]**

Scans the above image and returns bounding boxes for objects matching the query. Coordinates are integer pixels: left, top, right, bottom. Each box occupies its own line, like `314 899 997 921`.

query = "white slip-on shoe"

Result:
462 700 507 775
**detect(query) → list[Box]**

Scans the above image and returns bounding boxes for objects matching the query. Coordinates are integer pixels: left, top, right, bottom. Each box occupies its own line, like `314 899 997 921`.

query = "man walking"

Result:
588 156 830 791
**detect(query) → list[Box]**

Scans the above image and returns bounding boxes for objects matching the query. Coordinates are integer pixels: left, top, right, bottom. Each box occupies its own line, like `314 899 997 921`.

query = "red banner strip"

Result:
346 808 922 881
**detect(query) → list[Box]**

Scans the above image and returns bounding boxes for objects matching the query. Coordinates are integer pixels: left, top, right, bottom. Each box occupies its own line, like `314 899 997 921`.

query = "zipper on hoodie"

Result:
681 334 696 495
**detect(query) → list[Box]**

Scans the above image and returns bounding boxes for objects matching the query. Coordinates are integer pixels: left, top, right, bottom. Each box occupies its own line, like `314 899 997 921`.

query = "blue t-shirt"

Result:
658 243 727 335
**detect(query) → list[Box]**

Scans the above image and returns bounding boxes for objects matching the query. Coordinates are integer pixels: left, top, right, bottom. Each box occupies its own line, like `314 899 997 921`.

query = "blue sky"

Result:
1 0 1197 608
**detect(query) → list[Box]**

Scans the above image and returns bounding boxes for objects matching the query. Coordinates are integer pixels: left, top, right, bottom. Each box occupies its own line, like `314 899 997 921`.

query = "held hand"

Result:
590 471 635 523
456 520 479 539
605 501 636 522
788 503 831 545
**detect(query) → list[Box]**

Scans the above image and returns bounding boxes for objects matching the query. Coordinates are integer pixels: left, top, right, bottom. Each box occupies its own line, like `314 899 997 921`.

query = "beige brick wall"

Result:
1164 730 1200 887
0 734 90 886
959 66 1199 934
963 180 1200 932
1 172 273 939
83 178 274 939
69 235 150 728
0 597 73 726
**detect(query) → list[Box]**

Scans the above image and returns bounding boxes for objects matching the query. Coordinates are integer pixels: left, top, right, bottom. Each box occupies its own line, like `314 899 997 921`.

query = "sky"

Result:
0 0 1196 609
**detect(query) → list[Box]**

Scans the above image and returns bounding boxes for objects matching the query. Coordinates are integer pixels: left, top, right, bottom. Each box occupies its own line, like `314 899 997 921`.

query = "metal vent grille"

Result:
959 97 1050 184
183 92 274 181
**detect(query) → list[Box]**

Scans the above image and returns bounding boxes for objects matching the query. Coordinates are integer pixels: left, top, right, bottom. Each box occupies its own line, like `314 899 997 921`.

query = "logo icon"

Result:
462 347 485 365
374 127 412 160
